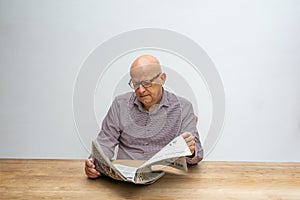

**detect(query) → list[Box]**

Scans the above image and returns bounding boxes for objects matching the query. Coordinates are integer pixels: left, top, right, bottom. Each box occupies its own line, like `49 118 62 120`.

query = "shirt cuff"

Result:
185 146 203 165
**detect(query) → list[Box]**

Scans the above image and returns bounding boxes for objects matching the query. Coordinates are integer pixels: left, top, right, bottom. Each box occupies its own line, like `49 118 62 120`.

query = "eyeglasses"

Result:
128 73 161 90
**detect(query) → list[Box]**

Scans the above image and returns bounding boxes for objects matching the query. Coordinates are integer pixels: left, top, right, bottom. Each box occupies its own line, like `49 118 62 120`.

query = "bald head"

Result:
130 55 160 70
129 55 163 82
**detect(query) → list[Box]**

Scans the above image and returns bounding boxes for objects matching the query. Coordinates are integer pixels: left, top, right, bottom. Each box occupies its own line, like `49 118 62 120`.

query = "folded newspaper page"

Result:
91 135 192 184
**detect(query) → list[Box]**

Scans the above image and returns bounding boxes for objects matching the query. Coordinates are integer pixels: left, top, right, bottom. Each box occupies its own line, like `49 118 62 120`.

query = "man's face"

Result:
130 66 165 110
135 78 163 109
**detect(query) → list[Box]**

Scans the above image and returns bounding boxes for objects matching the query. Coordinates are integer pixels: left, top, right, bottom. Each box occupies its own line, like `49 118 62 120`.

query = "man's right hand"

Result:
85 158 101 178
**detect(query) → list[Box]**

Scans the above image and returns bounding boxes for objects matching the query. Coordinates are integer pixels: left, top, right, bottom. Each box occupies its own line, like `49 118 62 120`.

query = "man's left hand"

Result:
182 132 195 155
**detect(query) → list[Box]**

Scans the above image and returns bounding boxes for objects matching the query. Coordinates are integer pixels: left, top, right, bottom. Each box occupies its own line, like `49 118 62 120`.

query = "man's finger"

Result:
189 139 196 145
186 135 195 143
189 145 195 154
86 167 99 175
86 158 95 168
86 170 99 178
182 132 191 139
85 165 100 178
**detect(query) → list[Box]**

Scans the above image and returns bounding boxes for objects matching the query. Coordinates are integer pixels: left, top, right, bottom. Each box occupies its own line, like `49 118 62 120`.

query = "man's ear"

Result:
160 73 167 84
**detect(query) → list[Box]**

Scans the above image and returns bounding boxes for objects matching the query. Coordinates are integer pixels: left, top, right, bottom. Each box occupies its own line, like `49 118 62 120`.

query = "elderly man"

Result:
85 55 203 178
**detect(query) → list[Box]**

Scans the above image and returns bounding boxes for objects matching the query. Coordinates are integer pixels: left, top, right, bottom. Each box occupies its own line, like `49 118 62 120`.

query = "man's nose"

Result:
136 84 146 92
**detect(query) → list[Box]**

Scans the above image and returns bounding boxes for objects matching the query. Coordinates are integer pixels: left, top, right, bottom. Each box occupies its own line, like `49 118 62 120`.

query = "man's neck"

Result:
145 104 159 112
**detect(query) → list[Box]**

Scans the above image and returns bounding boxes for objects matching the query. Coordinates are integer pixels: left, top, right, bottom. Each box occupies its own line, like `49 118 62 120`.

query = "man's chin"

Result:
141 99 152 107
141 100 150 106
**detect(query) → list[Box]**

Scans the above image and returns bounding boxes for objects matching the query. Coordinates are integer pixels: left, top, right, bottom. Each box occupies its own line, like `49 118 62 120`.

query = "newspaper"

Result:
91 135 192 184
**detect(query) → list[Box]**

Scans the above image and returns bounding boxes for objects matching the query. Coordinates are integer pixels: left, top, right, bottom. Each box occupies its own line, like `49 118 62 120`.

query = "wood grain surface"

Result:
1 159 299 199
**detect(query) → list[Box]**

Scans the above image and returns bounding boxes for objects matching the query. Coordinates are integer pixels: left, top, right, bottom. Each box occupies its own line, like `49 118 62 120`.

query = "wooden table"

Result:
1 159 299 199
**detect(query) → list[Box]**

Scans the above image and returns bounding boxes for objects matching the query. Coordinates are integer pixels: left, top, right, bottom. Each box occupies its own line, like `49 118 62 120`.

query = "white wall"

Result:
0 0 299 161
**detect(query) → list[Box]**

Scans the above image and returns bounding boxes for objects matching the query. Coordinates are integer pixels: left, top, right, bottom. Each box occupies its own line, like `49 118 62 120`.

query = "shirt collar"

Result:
159 88 170 107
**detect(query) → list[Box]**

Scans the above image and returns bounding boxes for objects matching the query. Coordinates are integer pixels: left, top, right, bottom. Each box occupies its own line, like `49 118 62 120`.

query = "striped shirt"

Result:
96 89 203 164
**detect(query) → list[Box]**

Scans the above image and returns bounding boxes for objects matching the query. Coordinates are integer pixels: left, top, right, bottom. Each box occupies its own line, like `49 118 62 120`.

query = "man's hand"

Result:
182 132 195 155
85 158 101 178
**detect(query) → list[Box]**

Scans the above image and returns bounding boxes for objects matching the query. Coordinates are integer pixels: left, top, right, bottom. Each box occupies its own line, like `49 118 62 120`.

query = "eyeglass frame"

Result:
128 73 162 90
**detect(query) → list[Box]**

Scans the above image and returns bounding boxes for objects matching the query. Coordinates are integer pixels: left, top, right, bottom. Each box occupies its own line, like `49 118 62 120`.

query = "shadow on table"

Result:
87 164 202 199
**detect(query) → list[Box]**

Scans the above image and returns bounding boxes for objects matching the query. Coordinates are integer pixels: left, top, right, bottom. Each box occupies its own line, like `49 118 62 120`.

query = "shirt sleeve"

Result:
95 97 121 160
179 98 204 164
